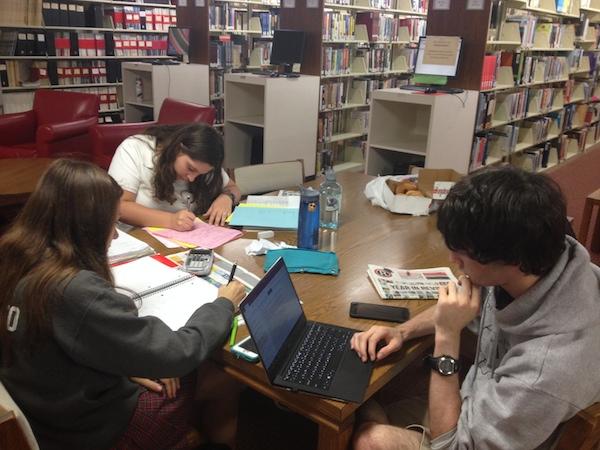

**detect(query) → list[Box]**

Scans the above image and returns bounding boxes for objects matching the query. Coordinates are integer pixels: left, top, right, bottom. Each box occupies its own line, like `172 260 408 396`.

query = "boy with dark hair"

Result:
351 167 600 450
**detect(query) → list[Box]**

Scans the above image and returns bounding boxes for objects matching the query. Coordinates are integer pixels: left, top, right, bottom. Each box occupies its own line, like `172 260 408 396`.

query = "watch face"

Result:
438 357 457 375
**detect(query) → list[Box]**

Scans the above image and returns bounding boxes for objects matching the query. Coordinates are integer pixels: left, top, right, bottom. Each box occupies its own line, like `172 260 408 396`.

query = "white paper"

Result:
178 0 187 6
246 195 300 208
432 0 450 9
466 0 484 10
138 277 217 330
282 0 295 8
107 230 154 264
195 0 205 6
307 0 319 7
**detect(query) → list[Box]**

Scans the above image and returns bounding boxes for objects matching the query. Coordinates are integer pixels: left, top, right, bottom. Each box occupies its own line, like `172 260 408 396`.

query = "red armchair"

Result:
0 90 99 160
90 98 216 169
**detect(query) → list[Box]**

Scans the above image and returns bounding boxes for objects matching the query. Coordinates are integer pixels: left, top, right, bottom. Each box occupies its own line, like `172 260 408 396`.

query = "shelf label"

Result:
195 0 205 5
282 0 295 8
467 0 484 9
178 0 187 5
432 0 450 9
307 0 319 7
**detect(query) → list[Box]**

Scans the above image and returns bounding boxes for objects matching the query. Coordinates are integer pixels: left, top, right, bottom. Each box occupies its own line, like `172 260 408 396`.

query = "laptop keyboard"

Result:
282 323 353 391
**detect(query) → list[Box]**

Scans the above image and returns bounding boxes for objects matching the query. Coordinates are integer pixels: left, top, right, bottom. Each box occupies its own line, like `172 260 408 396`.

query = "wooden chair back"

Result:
233 160 305 196
555 403 600 450
0 382 38 450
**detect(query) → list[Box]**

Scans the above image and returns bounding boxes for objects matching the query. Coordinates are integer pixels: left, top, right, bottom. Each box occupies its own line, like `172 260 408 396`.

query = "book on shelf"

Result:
111 255 219 331
367 264 457 300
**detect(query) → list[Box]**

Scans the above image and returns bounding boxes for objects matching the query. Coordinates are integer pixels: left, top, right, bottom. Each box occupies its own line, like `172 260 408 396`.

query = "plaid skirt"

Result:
111 373 197 450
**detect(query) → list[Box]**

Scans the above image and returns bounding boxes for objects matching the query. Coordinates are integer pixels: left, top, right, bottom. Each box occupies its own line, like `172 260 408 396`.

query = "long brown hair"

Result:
143 123 225 214
0 159 123 363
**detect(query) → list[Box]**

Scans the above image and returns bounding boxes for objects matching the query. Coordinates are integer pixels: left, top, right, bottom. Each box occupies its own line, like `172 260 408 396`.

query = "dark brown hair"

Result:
0 159 123 363
437 166 568 276
143 123 225 214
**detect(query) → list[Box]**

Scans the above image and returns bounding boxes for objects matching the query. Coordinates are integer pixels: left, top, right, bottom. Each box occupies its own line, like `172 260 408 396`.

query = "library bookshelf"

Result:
471 0 600 174
177 0 280 127
279 0 426 175
223 72 319 177
365 88 479 175
121 61 209 122
0 0 176 120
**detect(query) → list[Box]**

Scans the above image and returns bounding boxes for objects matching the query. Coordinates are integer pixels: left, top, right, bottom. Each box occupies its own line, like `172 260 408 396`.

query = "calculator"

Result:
183 248 214 276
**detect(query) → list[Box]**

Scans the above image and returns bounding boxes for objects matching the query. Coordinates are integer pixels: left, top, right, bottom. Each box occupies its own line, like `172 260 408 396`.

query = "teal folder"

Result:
229 206 299 230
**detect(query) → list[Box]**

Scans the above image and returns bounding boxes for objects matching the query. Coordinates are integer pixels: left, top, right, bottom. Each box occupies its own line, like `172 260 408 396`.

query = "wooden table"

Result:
0 159 53 207
133 172 451 450
579 188 600 253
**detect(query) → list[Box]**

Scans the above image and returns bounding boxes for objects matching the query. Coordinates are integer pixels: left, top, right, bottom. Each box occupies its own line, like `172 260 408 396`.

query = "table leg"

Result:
579 200 593 248
317 418 354 450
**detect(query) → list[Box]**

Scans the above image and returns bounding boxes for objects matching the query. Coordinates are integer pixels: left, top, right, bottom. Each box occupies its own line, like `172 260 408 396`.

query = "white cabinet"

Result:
223 73 320 177
122 62 210 122
366 89 479 175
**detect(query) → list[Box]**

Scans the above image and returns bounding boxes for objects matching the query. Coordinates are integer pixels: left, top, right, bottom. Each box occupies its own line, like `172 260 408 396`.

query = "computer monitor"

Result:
414 35 462 78
167 26 190 62
269 29 306 74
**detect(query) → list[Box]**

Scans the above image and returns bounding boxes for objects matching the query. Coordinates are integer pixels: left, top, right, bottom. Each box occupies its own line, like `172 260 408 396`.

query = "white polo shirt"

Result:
108 134 229 213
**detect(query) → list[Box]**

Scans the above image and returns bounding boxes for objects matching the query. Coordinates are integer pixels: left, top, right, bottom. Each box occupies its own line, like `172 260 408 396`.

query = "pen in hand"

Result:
228 262 238 284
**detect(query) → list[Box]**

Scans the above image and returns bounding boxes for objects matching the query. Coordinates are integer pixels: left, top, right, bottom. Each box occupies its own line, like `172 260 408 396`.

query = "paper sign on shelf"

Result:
467 0 484 9
282 0 295 7
195 0 205 6
422 36 461 67
432 0 450 9
306 0 319 7
178 0 188 6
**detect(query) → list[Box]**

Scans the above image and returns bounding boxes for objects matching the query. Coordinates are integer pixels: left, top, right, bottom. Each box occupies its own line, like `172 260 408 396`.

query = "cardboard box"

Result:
381 169 463 216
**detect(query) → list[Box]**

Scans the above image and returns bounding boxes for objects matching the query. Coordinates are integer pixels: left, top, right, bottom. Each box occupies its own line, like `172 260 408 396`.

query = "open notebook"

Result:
111 256 218 330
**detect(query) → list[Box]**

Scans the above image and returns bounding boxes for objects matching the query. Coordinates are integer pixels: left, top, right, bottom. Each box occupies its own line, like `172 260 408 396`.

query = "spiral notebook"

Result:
111 255 218 330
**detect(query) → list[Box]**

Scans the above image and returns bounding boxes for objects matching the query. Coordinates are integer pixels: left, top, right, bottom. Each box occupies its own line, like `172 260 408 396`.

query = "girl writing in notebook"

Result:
0 159 245 450
108 122 241 231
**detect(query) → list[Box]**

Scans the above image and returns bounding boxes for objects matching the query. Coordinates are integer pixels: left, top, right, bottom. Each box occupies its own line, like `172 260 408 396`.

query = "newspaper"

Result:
367 264 457 299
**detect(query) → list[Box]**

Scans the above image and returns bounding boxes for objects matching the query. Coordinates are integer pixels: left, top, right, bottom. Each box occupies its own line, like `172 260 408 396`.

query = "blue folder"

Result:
229 206 299 230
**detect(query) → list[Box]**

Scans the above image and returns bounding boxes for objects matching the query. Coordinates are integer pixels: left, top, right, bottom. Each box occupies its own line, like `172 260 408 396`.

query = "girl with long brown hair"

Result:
108 122 241 231
0 159 245 450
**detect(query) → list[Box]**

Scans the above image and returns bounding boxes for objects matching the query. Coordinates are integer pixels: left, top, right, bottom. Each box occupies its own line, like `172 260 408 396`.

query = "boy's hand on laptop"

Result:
218 281 246 309
351 325 404 362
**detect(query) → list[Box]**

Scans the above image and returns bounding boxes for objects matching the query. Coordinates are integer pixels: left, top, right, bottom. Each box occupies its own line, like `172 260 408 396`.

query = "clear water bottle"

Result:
319 168 342 229
297 187 320 249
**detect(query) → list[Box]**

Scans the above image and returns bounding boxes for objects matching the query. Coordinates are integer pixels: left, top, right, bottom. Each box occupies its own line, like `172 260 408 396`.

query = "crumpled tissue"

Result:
245 239 296 256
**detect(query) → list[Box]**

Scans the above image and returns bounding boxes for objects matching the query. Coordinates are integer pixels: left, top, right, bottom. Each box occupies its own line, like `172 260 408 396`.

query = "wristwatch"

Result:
424 354 460 376
222 191 238 207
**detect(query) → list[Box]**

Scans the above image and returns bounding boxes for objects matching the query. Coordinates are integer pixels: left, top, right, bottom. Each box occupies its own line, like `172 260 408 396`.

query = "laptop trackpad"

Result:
329 348 373 403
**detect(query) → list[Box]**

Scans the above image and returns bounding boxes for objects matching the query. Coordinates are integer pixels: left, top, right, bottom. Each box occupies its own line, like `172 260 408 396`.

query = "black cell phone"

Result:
349 302 410 323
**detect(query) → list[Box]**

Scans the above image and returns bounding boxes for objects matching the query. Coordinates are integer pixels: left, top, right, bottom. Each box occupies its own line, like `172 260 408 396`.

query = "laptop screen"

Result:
240 259 304 369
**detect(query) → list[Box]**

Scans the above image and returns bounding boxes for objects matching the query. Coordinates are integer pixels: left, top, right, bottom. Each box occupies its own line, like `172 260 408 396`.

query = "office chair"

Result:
555 402 600 450
232 160 305 196
0 381 39 450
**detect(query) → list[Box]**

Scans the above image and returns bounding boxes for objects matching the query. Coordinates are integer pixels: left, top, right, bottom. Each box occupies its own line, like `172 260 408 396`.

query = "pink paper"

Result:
151 221 242 249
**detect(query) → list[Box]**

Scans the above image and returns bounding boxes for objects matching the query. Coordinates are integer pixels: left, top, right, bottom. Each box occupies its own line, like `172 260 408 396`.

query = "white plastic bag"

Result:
364 175 432 216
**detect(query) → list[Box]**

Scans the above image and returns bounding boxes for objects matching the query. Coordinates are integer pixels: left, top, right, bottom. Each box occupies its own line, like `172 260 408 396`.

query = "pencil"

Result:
228 262 237 284
229 316 238 347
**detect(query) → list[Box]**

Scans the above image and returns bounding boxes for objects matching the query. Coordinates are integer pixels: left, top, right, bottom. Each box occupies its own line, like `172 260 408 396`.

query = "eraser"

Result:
257 230 274 239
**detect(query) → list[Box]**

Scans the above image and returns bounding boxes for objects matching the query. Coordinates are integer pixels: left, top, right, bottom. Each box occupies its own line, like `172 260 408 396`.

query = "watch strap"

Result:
424 354 460 376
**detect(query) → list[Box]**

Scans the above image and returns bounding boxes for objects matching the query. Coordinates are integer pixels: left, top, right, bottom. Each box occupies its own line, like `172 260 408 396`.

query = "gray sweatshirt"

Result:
432 236 600 450
0 270 234 450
